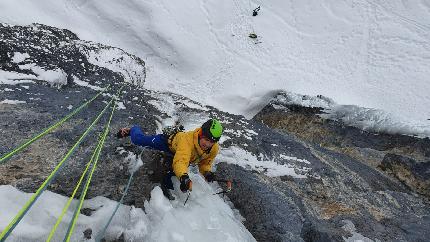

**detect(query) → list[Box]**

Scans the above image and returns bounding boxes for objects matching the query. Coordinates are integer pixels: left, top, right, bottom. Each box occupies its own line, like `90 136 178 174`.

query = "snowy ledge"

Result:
0 154 255 242
274 91 430 138
218 146 310 178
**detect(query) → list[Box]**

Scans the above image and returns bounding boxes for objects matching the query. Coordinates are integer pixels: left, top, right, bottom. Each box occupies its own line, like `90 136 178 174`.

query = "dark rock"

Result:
81 208 97 216
83 228 92 240
380 153 430 197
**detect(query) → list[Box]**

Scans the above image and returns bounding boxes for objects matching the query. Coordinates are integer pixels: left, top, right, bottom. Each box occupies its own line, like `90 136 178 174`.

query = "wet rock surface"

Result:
1 24 430 242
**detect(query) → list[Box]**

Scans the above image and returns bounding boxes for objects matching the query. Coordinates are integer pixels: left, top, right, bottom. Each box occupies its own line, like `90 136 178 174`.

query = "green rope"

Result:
46 132 105 242
0 85 110 165
0 94 115 241
64 87 123 242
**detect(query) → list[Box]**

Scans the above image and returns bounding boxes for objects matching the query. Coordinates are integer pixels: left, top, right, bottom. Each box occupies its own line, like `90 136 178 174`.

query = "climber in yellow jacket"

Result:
117 119 223 200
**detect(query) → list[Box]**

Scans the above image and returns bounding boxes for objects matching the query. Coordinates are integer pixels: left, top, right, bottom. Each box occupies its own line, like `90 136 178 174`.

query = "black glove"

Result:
203 171 215 183
116 128 130 138
180 174 192 192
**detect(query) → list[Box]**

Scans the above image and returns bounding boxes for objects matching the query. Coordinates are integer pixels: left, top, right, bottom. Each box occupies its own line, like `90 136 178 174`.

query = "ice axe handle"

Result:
188 180 193 191
214 179 233 192
226 180 232 192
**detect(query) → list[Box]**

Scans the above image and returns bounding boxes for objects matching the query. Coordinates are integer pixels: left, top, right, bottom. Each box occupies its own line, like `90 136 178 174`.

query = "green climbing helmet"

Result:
201 119 223 142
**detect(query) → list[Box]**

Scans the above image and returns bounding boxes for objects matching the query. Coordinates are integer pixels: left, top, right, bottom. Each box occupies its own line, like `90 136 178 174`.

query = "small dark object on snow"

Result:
249 33 258 39
252 6 260 16
83 228 92 239
80 207 96 216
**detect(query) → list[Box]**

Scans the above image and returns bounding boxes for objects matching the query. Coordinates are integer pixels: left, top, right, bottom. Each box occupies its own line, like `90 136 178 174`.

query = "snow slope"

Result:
1 0 429 135
0 182 255 242
0 155 255 242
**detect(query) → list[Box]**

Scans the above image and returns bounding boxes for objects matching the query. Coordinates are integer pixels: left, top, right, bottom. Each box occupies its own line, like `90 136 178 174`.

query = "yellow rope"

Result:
0 93 114 241
64 87 123 242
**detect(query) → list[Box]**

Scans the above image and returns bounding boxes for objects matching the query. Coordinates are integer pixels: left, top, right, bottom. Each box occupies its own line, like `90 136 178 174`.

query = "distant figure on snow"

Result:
252 6 260 16
117 119 223 200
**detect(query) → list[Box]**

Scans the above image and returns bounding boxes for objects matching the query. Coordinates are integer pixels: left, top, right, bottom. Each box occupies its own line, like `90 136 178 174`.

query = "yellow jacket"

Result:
168 128 219 178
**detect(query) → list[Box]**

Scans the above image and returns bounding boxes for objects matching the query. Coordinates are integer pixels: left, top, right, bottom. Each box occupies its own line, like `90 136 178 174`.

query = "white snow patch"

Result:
0 185 148 242
124 150 143 174
275 92 335 109
3 88 14 92
275 92 430 137
144 173 255 242
0 70 36 85
182 99 209 111
218 146 308 178
245 129 258 136
17 64 67 87
72 75 103 91
0 171 255 242
66 105 73 110
0 99 26 105
279 154 311 165
322 105 430 138
11 52 30 63
223 128 257 141
342 220 374 242
82 45 145 86
116 101 126 110
148 95 176 117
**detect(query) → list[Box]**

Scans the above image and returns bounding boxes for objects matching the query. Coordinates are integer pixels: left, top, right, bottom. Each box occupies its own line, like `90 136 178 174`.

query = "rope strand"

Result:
63 86 124 242
0 85 110 164
0 92 114 241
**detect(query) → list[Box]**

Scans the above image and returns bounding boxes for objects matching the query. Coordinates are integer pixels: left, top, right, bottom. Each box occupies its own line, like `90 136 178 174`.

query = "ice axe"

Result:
184 180 193 206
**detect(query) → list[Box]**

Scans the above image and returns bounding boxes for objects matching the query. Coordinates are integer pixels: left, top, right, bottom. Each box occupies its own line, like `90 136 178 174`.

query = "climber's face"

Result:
199 136 215 151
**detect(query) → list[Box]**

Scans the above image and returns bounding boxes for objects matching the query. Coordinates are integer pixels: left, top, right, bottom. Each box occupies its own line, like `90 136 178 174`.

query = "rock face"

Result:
0 23 145 87
1 24 430 242
247 92 430 241
253 92 430 199
0 22 154 208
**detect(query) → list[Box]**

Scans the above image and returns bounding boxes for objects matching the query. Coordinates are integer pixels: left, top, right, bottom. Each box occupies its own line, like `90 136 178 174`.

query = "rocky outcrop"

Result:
379 153 430 197
253 92 430 199
0 23 145 88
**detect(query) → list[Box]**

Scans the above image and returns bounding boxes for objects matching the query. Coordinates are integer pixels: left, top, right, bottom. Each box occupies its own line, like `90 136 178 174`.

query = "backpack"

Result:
163 123 185 141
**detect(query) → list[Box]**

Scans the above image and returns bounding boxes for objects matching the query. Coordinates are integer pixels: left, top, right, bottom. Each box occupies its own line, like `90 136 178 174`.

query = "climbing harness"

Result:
0 85 110 164
164 122 185 146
